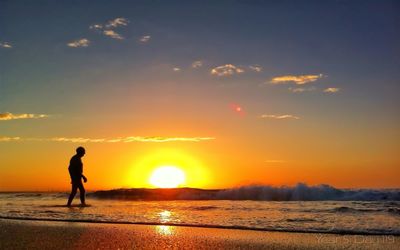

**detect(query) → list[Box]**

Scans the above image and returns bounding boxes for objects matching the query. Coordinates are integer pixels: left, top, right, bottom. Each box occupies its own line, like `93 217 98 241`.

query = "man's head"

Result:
76 146 86 157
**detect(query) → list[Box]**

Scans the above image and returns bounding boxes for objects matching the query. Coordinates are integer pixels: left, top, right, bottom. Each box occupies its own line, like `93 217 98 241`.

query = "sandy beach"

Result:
0 218 398 250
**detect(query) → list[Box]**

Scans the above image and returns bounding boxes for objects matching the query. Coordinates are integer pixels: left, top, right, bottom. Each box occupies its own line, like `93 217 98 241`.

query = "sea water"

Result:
1 191 399 235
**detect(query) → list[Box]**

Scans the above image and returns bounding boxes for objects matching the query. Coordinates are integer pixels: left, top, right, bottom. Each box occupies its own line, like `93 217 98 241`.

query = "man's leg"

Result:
67 183 78 206
77 182 86 205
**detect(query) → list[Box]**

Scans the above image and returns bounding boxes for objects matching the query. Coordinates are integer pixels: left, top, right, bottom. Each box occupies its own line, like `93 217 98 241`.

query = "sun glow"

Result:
126 149 211 188
149 166 186 188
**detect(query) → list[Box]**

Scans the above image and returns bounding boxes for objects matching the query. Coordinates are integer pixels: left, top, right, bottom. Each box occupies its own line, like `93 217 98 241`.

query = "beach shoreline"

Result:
1 218 398 249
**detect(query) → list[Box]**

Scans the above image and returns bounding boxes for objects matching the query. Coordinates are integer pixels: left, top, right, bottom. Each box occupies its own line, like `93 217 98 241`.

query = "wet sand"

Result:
0 218 398 249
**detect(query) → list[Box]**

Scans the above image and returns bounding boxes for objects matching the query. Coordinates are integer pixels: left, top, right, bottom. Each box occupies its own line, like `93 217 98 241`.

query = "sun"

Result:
149 166 186 188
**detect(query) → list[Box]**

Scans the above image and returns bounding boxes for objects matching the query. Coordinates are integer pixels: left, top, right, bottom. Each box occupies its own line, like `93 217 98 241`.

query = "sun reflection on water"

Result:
155 210 176 235
155 225 175 236
159 210 171 223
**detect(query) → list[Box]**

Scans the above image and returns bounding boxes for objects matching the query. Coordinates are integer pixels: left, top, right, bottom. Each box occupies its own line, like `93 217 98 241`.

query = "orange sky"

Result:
1 2 399 191
1 84 399 191
1 109 399 191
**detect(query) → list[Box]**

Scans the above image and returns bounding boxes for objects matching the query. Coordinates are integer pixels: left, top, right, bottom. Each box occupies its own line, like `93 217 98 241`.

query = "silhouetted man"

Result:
67 146 87 206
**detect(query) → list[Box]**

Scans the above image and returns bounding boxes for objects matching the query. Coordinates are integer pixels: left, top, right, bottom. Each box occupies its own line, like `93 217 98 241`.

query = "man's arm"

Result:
77 157 87 182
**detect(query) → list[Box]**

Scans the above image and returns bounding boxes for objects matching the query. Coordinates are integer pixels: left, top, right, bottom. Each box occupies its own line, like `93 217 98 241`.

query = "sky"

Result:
1 0 399 191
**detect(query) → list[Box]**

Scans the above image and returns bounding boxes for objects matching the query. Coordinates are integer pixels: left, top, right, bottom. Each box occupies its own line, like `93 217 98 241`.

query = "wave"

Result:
215 184 400 201
286 218 317 222
188 206 218 211
14 193 42 198
1 216 398 235
90 183 400 201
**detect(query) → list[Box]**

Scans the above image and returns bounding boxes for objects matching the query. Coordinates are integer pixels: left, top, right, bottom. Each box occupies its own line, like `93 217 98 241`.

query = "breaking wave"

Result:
91 183 400 201
215 184 400 201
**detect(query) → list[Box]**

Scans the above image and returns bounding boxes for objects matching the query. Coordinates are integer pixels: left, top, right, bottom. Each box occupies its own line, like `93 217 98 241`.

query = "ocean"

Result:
1 185 399 235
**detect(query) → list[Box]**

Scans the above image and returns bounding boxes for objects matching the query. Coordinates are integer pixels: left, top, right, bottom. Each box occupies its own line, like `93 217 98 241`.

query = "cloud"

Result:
173 67 181 72
0 42 12 48
249 65 262 72
288 86 316 93
89 17 129 40
103 30 124 40
50 137 106 143
323 87 340 93
105 18 129 28
67 38 90 48
260 114 300 120
270 74 323 85
265 160 286 163
120 136 215 143
211 64 244 76
0 136 215 143
0 136 20 142
0 112 49 121
192 61 203 68
139 35 151 43
89 24 103 31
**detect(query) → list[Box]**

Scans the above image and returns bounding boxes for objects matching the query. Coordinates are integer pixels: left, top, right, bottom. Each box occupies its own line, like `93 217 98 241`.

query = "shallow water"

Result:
0 193 399 235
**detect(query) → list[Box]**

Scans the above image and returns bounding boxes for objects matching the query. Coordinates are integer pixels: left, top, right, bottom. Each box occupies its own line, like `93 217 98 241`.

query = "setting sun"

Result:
149 166 186 188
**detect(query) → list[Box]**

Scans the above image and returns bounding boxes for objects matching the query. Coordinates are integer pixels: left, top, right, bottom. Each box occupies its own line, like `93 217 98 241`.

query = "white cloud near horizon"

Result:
0 136 215 143
0 42 12 48
249 65 262 72
211 64 244 76
139 35 151 43
270 74 323 85
67 38 90 48
265 160 287 163
192 60 203 68
0 112 49 121
260 114 300 120
323 87 340 93
288 86 317 93
0 137 21 142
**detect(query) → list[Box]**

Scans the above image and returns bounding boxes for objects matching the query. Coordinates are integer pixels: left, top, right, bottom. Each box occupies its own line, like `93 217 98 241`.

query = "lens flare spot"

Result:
230 103 245 116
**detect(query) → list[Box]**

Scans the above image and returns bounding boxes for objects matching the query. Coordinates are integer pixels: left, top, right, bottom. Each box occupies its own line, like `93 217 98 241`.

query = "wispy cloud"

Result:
288 86 316 93
173 67 181 72
67 38 90 48
139 35 151 43
89 17 129 40
0 136 215 143
119 136 214 143
270 74 323 85
0 112 49 121
260 114 300 120
211 64 244 76
89 24 103 31
0 42 12 48
103 30 124 40
105 18 129 28
249 65 262 72
323 87 340 93
265 160 287 163
0 136 21 142
192 60 203 68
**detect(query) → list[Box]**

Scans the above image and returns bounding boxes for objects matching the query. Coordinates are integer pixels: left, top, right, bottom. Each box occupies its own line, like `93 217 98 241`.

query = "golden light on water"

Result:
156 225 175 236
159 210 172 222
150 166 186 188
